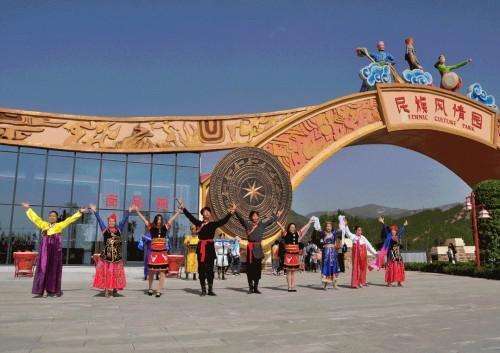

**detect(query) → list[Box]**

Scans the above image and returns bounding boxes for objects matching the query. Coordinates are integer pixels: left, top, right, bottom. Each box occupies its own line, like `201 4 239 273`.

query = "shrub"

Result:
474 179 500 265
405 261 500 280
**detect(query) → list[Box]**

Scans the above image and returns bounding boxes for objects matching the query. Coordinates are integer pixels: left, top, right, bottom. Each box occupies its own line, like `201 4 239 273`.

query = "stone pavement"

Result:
0 266 499 353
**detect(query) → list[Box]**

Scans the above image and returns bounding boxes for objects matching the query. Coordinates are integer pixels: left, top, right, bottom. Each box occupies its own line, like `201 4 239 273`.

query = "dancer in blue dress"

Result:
319 221 342 289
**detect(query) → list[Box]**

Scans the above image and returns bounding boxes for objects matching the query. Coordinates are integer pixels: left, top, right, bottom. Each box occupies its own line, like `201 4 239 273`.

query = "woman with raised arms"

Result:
89 204 132 297
23 202 87 297
179 200 236 296
277 217 313 292
136 207 182 297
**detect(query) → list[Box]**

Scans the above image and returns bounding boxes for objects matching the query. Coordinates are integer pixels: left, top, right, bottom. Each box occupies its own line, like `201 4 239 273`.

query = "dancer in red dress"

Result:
378 217 408 287
342 221 377 289
136 208 181 297
90 204 131 297
278 219 313 292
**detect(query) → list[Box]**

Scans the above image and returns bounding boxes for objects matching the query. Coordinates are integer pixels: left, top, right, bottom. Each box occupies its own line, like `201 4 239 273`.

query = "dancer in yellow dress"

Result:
183 225 199 280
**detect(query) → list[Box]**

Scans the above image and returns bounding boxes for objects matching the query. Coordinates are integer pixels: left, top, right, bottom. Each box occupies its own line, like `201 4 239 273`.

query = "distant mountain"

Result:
286 209 308 226
306 202 461 219
301 204 471 251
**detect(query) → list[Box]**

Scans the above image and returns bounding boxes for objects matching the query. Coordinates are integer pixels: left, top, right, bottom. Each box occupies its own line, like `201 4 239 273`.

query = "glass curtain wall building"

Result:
0 145 200 264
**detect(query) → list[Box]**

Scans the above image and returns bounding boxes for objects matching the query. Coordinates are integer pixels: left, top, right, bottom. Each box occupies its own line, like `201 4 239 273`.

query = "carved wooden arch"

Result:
0 84 498 188
257 85 499 189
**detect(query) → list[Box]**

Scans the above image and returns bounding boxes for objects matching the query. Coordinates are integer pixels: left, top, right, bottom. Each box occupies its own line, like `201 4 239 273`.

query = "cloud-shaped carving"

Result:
402 69 433 85
467 83 496 109
359 63 392 87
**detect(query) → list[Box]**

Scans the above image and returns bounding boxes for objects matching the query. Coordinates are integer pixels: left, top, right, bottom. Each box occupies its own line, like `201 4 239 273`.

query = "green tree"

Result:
474 179 500 265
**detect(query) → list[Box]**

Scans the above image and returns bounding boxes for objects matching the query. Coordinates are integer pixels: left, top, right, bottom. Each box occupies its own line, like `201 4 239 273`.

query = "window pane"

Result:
127 154 151 163
175 166 199 213
102 153 126 161
125 213 149 261
20 147 46 155
71 210 97 265
0 151 17 204
73 158 100 207
125 163 151 211
0 205 12 264
151 164 175 213
44 156 74 207
176 153 199 167
15 153 46 205
49 150 74 157
99 160 125 210
171 216 188 254
76 152 100 159
0 145 18 152
9 206 40 263
153 153 175 165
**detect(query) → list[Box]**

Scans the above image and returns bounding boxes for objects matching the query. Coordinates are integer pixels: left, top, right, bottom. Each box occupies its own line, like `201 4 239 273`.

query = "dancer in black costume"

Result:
179 200 236 296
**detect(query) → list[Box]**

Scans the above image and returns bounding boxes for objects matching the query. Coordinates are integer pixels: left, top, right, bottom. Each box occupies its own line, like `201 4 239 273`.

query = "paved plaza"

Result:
0 266 499 353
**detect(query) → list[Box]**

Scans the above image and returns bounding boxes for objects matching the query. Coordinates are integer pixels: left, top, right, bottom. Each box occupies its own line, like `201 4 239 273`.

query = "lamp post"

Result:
465 192 491 269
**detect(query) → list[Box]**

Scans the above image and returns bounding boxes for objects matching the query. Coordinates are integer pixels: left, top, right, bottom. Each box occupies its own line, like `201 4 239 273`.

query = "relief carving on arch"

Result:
35 109 305 151
262 98 381 177
63 121 121 147
0 113 65 141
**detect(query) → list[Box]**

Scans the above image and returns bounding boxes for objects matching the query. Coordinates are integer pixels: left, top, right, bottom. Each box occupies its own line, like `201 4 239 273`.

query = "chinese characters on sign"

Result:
156 197 168 211
104 194 169 211
381 89 493 145
131 195 144 209
105 193 118 208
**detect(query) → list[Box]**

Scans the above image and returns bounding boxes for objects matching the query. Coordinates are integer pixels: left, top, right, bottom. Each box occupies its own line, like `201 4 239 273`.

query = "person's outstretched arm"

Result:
182 208 202 227
235 211 250 231
54 208 85 233
449 59 470 70
23 203 49 230
213 204 237 228
136 208 150 227
298 219 313 241
262 209 283 228
277 222 286 237
89 205 107 232
117 205 133 233
363 236 378 255
166 209 182 229
344 225 355 239
213 213 232 228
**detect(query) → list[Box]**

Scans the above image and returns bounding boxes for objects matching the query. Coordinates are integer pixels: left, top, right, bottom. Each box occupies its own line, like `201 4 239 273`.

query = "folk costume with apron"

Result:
92 211 129 291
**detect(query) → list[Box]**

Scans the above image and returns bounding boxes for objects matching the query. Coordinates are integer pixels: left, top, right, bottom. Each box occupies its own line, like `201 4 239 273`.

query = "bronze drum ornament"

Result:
208 147 292 240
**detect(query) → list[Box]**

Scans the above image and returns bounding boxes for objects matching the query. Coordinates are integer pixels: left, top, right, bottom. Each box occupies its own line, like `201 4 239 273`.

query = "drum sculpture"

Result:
208 147 292 240
441 71 461 91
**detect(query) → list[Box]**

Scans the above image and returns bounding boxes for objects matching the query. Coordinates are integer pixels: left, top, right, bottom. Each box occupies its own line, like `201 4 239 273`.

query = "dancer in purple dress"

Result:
23 202 87 297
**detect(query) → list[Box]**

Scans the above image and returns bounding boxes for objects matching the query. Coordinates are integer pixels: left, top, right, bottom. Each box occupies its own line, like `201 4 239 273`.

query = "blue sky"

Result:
0 1 498 214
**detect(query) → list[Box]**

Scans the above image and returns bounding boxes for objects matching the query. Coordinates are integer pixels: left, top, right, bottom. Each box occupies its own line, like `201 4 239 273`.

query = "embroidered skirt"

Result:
93 257 126 290
284 244 300 270
321 246 340 282
385 260 405 283
148 239 168 271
